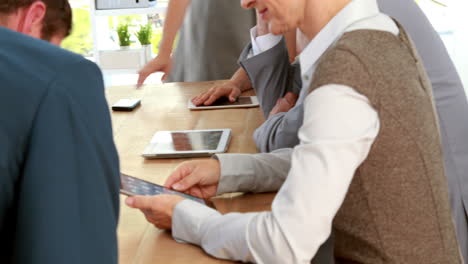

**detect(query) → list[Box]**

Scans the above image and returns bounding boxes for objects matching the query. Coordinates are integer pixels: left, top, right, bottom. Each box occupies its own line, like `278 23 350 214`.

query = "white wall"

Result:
451 1 468 95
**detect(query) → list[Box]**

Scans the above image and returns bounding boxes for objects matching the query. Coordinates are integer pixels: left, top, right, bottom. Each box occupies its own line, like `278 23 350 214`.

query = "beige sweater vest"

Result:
309 23 461 263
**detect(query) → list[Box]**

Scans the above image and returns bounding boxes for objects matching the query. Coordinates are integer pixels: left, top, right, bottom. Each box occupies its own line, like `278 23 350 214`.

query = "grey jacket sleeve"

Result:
253 101 303 153
239 38 295 118
238 38 304 152
215 148 293 194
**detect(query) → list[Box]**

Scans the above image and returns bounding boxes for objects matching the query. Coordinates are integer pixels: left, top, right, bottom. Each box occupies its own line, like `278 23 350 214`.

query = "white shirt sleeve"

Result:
250 26 282 56
172 85 380 263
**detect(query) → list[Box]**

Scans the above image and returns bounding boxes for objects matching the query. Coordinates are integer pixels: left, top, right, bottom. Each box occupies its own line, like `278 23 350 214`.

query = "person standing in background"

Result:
137 0 256 86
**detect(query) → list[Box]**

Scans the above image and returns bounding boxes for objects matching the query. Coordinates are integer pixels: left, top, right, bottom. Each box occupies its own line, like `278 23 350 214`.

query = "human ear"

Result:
18 1 46 39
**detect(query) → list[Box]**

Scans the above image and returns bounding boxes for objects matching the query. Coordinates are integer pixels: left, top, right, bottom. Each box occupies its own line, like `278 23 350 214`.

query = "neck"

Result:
299 0 351 40
0 10 25 33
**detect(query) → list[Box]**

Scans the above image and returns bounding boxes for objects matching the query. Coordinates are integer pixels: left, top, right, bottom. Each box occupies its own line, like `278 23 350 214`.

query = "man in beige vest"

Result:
125 0 462 262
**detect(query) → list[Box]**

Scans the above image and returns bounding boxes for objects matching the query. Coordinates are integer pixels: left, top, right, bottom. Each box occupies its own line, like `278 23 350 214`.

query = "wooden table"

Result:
106 81 275 264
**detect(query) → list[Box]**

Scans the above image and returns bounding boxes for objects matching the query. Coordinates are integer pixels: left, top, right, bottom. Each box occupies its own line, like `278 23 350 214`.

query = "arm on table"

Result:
126 149 292 231
172 85 379 263
254 99 303 152
191 67 252 106
192 12 296 106
240 37 295 118
238 31 304 153
13 60 120 264
215 148 293 194
240 27 307 152
163 148 292 197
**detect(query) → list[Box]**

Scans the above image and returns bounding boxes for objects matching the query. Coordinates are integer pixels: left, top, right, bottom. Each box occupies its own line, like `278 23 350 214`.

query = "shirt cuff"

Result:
213 154 256 195
172 199 221 245
250 26 282 56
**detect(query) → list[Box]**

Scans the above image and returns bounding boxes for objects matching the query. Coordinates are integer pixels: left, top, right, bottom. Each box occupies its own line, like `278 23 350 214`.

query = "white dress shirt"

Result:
250 26 282 55
172 0 399 263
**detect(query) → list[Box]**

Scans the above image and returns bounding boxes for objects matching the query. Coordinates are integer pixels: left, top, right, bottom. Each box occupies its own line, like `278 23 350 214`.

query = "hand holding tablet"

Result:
120 173 206 205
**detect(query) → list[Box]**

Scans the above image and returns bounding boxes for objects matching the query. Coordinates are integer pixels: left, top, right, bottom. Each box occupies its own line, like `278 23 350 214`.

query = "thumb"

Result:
125 195 155 210
172 172 201 192
164 161 195 188
229 88 240 102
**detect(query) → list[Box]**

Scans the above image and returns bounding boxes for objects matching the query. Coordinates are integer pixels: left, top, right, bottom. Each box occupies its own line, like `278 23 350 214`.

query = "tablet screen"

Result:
208 96 252 106
120 174 206 204
152 130 223 152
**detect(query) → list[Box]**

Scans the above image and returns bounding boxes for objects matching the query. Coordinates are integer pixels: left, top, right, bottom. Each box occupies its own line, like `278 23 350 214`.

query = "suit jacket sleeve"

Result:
239 38 304 152
12 59 120 264
215 148 293 194
239 38 294 118
253 105 303 153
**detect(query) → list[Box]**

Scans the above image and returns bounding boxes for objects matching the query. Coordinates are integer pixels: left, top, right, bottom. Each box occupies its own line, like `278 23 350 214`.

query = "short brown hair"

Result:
0 0 72 40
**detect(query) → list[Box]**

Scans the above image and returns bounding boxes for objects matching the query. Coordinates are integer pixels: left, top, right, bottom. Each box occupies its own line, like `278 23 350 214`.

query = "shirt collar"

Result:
299 0 381 80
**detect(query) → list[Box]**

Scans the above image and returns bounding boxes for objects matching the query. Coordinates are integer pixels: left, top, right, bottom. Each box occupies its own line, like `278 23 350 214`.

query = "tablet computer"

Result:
142 129 231 159
188 96 259 110
120 173 206 205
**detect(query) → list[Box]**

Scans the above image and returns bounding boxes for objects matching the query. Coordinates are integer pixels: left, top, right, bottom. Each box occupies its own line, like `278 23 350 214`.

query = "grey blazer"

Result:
240 0 468 261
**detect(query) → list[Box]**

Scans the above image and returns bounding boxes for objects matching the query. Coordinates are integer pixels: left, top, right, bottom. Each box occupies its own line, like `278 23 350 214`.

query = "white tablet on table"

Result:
188 96 259 110
142 129 231 159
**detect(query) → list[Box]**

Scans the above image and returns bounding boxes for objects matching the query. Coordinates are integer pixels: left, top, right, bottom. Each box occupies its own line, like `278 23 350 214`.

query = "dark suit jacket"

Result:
0 27 120 263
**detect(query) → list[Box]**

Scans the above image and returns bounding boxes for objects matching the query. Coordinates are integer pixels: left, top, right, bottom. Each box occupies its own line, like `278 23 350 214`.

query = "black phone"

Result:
120 173 206 205
112 99 141 111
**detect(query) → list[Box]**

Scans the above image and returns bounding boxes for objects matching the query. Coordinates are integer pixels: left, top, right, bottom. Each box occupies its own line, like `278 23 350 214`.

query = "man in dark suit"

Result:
0 1 120 263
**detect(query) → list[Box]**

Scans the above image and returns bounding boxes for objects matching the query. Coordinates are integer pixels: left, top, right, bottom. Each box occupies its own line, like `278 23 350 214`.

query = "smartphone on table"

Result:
120 173 206 205
112 99 141 111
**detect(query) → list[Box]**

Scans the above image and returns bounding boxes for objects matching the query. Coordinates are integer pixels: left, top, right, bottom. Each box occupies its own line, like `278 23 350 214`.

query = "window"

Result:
62 0 167 59
418 0 468 95
61 0 93 57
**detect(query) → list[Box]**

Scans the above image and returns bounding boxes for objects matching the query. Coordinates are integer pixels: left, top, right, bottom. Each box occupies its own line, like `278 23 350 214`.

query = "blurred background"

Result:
63 0 468 94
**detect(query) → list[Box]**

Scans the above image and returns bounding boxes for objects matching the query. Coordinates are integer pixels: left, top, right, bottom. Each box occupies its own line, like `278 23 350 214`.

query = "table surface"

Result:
107 81 275 264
